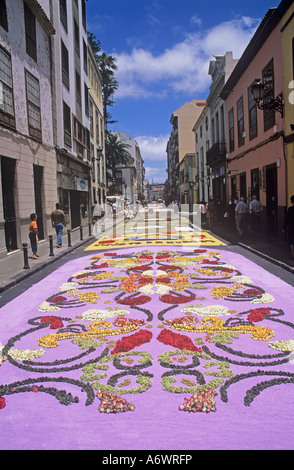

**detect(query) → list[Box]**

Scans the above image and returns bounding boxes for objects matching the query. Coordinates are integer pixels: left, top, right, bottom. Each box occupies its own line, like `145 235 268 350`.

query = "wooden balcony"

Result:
206 141 226 167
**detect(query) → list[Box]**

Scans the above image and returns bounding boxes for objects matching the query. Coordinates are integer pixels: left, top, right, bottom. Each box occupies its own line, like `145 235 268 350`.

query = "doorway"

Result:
266 165 278 235
70 190 81 229
33 165 44 240
1 156 17 252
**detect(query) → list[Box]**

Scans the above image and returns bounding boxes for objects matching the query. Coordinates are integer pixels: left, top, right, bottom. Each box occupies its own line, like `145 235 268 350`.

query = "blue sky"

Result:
86 0 280 183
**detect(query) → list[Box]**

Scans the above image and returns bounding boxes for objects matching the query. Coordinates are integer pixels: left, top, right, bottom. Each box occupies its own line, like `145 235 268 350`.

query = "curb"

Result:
190 222 294 275
0 236 94 294
238 242 294 275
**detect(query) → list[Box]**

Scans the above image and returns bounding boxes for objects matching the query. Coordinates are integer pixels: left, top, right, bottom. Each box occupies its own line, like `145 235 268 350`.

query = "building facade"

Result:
113 132 145 203
166 100 206 204
50 0 91 230
205 52 238 209
193 105 211 204
281 1 294 202
88 42 106 212
220 2 290 236
179 153 196 208
0 0 56 258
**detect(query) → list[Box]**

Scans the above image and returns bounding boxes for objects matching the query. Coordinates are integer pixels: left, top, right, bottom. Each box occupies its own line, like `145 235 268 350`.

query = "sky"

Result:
86 0 280 184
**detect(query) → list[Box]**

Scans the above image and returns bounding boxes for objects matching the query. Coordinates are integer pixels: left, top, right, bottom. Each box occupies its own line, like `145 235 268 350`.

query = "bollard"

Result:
88 223 91 237
80 225 83 240
67 229 72 247
156 211 159 239
49 235 54 256
167 211 171 239
22 242 30 269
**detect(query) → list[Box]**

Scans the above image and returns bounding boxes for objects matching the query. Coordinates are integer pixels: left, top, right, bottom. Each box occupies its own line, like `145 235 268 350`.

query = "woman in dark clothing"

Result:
226 197 236 228
282 195 294 259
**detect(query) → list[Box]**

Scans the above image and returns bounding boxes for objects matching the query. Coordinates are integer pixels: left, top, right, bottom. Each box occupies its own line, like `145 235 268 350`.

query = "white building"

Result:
205 52 238 207
193 105 212 204
0 0 56 257
50 0 91 229
113 132 145 203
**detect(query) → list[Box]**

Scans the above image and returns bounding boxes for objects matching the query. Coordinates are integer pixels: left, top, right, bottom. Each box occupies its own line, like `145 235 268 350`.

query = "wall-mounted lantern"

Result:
251 79 284 117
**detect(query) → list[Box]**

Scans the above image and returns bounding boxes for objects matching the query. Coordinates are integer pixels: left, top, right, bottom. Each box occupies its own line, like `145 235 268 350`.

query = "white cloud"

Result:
190 15 202 27
144 166 167 184
114 17 259 98
135 134 169 163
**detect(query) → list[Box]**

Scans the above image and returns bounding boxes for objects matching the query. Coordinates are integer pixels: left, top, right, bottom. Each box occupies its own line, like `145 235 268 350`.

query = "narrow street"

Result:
0 207 294 451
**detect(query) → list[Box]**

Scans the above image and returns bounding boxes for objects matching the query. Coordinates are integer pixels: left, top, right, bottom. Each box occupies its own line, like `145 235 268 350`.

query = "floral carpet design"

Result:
85 230 225 250
1 246 294 450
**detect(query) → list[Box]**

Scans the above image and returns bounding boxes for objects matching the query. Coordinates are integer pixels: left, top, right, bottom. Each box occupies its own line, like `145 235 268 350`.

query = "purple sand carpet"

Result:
0 246 294 450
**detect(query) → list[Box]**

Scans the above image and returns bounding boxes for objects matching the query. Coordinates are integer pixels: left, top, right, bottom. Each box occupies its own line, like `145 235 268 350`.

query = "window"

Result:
84 83 89 116
24 3 37 61
25 70 41 139
83 40 88 74
82 0 87 31
63 101 71 148
237 96 244 147
251 168 260 200
89 99 94 137
74 20 80 57
75 70 81 105
95 108 99 144
228 108 234 152
61 40 69 89
248 86 257 140
262 59 275 131
0 0 8 31
59 0 67 32
0 46 15 121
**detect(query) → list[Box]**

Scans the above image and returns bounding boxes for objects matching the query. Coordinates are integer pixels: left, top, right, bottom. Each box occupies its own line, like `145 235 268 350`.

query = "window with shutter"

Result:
24 4 37 61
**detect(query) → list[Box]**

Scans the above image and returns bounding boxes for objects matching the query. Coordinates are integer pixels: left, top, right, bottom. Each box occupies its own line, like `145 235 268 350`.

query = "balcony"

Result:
206 141 226 167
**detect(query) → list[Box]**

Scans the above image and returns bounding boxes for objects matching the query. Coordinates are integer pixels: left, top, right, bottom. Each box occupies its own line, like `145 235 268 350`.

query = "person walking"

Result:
226 197 236 228
282 195 294 259
29 213 39 259
249 195 263 233
235 196 249 238
206 199 215 227
51 203 66 247
200 201 207 226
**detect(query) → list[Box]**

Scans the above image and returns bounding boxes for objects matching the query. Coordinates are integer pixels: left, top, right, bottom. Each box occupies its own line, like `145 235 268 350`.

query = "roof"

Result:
220 0 292 100
24 0 55 36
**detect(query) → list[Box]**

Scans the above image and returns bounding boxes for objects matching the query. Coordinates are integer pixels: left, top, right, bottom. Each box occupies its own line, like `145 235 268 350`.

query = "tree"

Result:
88 33 118 133
105 133 134 194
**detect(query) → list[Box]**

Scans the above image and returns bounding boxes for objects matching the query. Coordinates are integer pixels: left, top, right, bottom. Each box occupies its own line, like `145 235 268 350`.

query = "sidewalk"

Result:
0 226 94 294
207 220 294 275
0 215 128 294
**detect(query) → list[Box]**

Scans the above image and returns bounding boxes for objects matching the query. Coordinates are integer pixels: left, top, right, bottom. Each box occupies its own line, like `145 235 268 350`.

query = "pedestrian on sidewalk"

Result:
282 195 294 259
235 196 248 238
214 197 222 224
249 195 263 233
206 199 215 227
29 213 39 259
226 197 236 228
51 203 66 247
200 201 207 226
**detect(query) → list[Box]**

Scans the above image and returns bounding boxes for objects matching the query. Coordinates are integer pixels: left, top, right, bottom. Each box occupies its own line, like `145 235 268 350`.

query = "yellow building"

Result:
88 43 106 209
178 153 197 207
281 1 294 201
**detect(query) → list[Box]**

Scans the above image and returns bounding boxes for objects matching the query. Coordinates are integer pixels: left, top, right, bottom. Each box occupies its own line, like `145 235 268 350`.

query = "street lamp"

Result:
250 79 284 117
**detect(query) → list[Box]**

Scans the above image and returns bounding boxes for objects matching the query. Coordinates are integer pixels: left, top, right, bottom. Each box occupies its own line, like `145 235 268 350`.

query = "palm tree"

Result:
105 133 134 194
88 34 118 132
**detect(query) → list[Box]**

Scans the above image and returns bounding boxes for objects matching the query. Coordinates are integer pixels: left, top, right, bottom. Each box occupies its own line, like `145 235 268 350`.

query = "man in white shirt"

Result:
235 197 249 237
249 195 263 233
